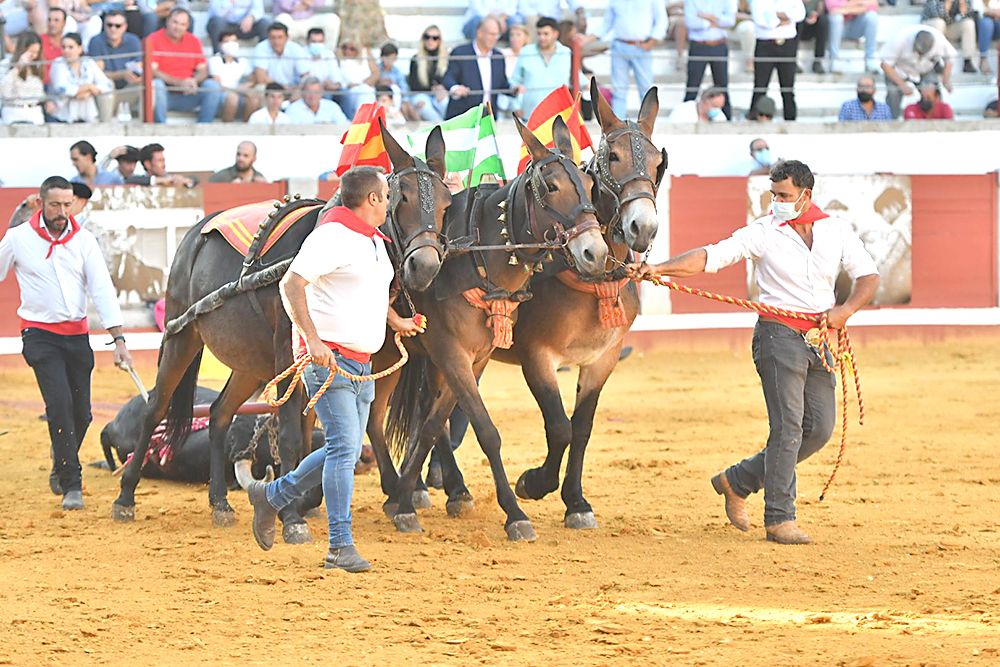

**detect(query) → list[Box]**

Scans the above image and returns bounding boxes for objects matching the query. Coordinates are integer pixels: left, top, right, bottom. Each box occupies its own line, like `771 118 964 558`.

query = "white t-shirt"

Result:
287 214 394 354
208 55 251 89
248 107 291 124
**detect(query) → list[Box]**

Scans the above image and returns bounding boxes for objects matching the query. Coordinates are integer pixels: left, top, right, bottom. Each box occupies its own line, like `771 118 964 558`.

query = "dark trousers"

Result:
21 329 95 493
796 14 829 59
684 41 731 119
751 38 799 120
206 16 269 51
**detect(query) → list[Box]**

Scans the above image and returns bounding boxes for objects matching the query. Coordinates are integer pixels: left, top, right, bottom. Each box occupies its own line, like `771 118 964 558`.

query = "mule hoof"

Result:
411 490 432 510
514 469 553 501
393 512 423 533
382 500 399 518
111 503 134 523
564 512 598 530
446 497 475 517
514 475 531 500
212 509 237 528
505 520 537 542
282 522 313 544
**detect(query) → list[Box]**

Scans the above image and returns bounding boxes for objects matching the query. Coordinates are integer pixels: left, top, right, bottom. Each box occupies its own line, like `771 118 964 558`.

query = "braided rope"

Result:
263 333 410 415
640 275 864 500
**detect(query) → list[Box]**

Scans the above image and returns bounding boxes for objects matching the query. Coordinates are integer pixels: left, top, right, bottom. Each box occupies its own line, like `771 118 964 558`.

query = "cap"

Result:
753 96 777 118
72 181 93 201
119 145 140 162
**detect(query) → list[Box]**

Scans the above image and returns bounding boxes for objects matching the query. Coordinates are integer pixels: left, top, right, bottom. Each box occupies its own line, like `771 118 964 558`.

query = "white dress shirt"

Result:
751 0 806 40
0 220 122 328
474 41 493 103
703 213 878 313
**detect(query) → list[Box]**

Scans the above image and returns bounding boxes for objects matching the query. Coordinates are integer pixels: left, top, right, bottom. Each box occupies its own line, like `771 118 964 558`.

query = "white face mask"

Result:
771 190 806 222
220 41 240 58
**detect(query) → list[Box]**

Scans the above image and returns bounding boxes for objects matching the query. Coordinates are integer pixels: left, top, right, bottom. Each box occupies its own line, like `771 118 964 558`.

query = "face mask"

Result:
752 148 771 167
772 190 806 222
857 91 873 103
308 42 325 57
706 107 723 121
220 41 239 57
918 98 934 112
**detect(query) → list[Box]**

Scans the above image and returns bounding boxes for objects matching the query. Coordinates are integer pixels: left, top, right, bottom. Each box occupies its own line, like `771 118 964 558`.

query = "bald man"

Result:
209 141 268 183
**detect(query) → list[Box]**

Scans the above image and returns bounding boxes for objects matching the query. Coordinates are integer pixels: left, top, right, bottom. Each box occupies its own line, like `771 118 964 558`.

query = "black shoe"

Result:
963 59 978 73
49 469 62 495
812 61 825 74
246 466 277 551
325 545 371 572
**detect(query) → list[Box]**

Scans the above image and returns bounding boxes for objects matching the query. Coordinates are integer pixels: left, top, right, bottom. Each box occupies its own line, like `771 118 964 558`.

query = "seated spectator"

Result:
209 141 268 183
405 24 449 121
826 0 878 73
511 17 574 119
50 0 102 45
88 10 143 119
667 86 726 122
745 138 774 175
210 30 258 121
375 84 406 126
462 0 520 40
377 43 408 92
253 22 308 89
502 23 529 78
337 38 378 118
148 9 224 123
745 94 776 120
41 7 68 84
272 0 341 46
977 0 1000 74
127 142 196 186
49 32 115 122
248 81 291 124
1 0 34 51
922 0 977 72
301 27 346 96
797 0 828 74
838 74 892 120
880 25 955 119
1 32 53 125
207 0 268 52
732 0 754 73
443 16 508 120
903 76 954 119
98 144 142 181
69 140 123 186
286 76 349 123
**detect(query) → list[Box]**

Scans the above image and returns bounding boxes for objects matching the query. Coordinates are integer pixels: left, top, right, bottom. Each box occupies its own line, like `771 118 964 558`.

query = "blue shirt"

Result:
87 32 143 88
72 170 124 186
518 0 580 17
286 98 348 124
209 0 264 21
684 0 737 42
378 62 409 93
510 43 573 117
838 98 893 122
253 40 308 87
603 0 667 42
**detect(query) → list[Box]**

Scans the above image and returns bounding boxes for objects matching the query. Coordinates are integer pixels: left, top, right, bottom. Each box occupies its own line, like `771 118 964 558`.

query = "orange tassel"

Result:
554 271 629 329
462 288 519 349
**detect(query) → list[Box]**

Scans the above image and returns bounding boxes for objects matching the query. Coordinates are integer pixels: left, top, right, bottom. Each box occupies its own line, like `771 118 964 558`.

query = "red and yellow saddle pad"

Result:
201 201 321 257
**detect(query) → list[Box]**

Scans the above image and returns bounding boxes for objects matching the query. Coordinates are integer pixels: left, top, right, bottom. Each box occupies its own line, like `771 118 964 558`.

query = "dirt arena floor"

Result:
0 333 998 666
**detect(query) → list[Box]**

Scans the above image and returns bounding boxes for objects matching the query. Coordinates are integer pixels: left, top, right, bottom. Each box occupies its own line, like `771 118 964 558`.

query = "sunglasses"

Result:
422 34 440 41
105 22 125 28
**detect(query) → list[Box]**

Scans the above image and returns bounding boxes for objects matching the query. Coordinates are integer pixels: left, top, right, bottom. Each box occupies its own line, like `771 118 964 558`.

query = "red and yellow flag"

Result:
337 103 392 176
517 85 593 174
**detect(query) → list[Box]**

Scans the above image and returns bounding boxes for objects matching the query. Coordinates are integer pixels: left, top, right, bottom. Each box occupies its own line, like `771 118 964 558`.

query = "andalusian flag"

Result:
516 85 593 174
337 103 392 176
408 104 506 187
467 106 506 188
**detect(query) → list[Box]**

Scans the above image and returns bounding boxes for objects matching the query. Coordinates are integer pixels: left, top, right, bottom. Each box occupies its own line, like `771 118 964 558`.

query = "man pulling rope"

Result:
628 160 880 545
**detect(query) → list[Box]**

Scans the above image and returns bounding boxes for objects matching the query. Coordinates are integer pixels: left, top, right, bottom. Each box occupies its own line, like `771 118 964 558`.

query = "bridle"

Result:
383 159 449 265
590 121 667 232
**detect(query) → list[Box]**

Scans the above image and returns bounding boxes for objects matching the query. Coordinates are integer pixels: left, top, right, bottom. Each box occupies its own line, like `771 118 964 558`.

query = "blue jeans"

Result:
978 17 1000 56
610 40 653 119
265 355 375 549
827 11 879 68
152 78 223 123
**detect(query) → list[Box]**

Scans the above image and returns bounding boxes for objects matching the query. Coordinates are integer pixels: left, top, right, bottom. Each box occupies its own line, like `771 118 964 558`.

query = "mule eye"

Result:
609 153 620 162
546 181 558 193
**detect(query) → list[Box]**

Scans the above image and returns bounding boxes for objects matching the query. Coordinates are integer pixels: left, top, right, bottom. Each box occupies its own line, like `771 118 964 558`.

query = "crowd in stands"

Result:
0 0 997 125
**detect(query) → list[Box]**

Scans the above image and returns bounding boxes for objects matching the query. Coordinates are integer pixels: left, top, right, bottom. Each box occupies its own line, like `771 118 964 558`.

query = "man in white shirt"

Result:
248 82 291 124
629 160 879 544
0 176 133 511
880 25 956 119
252 22 307 89
667 85 727 121
750 0 806 120
286 76 348 123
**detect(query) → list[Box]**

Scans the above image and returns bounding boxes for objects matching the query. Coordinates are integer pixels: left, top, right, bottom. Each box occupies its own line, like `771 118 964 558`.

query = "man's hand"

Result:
391 316 427 337
640 38 657 51
306 335 334 369
626 262 656 280
806 11 818 24
451 85 470 98
513 84 526 95
182 77 198 94
240 15 254 34
824 304 854 330
900 82 914 96
113 340 133 368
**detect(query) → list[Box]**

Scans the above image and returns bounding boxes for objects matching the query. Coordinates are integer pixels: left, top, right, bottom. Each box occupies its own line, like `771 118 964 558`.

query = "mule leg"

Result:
207 371 260 527
276 381 314 543
514 353 572 502
433 428 475 517
368 370 402 515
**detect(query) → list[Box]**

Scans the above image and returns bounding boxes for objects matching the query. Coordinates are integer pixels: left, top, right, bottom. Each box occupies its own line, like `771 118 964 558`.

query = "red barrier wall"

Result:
202 181 288 214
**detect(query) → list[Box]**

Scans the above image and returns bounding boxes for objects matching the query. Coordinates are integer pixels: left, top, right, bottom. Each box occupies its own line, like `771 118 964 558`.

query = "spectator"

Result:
0 0 34 49
377 43 407 91
903 76 954 119
210 29 258 122
88 10 143 120
602 0 667 119
248 81 291 124
127 142 195 186
462 0 520 40
253 22 308 89
519 0 587 39
301 27 347 98
286 76 349 122
922 0 977 72
41 7 67 84
69 140 122 187
1 32 53 125
977 0 1000 74
683 0 736 120
406 24 449 121
375 84 406 126
511 17 574 118
796 0 827 74
826 0 879 73
336 38 378 118
750 0 805 121
272 0 341 46
880 25 955 119
148 9 224 123
209 141 268 183
667 85 726 121
124 0 163 38
667 1 689 72
51 0 102 45
746 94 776 120
443 16 510 119
745 137 774 175
207 0 268 52
49 32 115 122
838 74 892 120
98 145 141 181
501 22 528 79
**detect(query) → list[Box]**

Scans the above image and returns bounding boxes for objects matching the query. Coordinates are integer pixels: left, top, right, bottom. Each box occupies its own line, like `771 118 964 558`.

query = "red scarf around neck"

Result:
28 208 80 259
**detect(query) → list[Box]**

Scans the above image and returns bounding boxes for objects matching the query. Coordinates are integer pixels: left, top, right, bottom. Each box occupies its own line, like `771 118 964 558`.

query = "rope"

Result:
639 275 864 500
263 332 411 415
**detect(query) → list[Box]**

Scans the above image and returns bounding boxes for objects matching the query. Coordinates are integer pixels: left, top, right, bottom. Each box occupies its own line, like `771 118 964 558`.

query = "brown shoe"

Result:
710 473 750 532
765 521 812 545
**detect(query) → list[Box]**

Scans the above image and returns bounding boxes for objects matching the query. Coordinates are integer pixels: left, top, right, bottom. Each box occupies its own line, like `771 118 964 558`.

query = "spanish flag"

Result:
517 85 593 174
336 103 392 176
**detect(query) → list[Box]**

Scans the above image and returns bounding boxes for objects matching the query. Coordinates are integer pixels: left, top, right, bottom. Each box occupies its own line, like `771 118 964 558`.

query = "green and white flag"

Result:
407 104 506 188
468 107 506 188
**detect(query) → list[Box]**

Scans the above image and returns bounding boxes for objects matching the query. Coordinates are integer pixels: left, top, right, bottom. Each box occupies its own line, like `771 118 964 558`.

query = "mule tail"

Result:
163 348 204 449
385 355 433 463
100 425 120 471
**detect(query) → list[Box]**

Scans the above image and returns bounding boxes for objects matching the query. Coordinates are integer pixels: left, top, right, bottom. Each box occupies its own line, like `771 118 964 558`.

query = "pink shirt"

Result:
824 0 878 13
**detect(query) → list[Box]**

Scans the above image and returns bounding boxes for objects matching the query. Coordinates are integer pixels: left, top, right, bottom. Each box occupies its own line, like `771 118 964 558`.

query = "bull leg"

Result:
514 351 572 502
208 371 260 527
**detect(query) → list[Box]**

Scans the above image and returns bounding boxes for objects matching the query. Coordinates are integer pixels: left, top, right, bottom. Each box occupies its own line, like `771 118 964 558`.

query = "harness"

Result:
589 121 667 239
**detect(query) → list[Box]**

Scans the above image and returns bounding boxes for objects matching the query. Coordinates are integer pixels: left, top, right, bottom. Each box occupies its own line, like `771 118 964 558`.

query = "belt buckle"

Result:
803 327 822 349
775 38 785 46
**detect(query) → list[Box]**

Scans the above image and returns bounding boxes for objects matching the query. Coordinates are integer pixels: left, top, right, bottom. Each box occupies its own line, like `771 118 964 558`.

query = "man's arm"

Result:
628 248 708 279
826 274 878 328
387 305 426 337
279 270 334 368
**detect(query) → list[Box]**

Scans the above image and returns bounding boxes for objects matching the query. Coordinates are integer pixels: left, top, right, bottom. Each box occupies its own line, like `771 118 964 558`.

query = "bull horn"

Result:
234 459 255 489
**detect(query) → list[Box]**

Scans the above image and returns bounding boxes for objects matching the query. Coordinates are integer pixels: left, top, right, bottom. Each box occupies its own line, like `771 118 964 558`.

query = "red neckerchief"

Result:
776 202 829 227
318 205 390 242
28 209 80 259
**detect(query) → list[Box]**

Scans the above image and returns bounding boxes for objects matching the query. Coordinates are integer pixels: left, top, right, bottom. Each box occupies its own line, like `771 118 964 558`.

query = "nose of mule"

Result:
623 201 658 253
402 246 442 292
575 234 609 279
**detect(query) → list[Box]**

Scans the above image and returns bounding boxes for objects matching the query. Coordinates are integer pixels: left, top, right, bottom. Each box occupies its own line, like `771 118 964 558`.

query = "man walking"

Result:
602 0 667 118
0 176 132 510
629 160 879 544
245 166 421 572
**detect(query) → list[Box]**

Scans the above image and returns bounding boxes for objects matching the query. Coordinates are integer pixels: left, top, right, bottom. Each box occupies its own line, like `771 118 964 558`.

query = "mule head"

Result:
514 115 608 279
380 120 451 292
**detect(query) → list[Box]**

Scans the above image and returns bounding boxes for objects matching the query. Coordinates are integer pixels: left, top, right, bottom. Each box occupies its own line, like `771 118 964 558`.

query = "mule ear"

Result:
514 114 549 163
551 115 575 159
591 76 620 133
424 125 446 178
637 86 659 137
379 117 414 170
